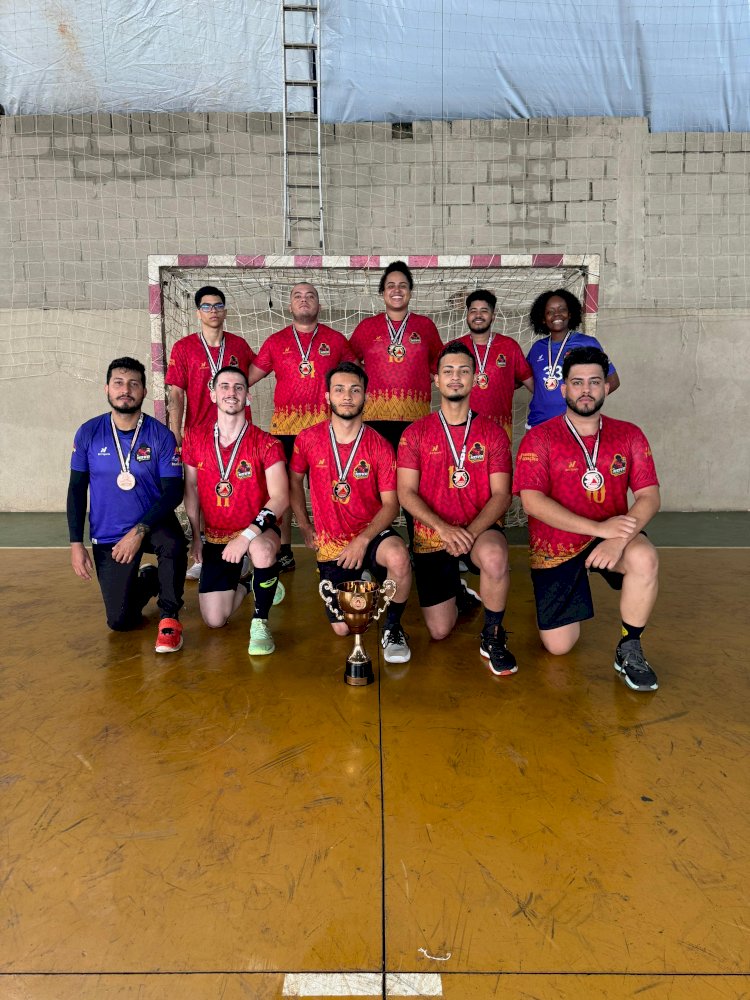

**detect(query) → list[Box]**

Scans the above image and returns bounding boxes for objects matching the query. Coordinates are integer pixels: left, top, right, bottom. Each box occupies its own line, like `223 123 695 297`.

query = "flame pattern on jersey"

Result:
513 415 658 569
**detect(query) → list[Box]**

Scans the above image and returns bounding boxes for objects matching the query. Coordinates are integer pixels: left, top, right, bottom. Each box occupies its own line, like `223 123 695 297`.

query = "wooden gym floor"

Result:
0 539 748 999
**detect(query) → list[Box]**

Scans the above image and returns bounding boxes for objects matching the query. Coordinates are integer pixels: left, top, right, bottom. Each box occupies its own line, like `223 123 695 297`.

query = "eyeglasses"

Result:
198 303 226 312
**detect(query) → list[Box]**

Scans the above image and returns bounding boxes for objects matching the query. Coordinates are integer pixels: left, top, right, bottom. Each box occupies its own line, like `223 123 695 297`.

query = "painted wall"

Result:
1 113 748 511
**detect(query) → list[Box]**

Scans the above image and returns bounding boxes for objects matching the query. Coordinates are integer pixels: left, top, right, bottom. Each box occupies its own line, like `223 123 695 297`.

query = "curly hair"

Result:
529 288 582 336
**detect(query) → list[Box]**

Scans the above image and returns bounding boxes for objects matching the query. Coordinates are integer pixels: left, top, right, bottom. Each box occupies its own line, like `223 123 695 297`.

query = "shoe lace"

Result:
384 625 408 646
621 640 650 672
482 626 510 650
252 619 271 638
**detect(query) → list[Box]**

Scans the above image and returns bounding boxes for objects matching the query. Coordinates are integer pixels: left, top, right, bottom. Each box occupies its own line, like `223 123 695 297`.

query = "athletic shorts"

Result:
413 524 505 608
199 528 280 594
275 434 296 464
531 537 624 631
318 527 400 622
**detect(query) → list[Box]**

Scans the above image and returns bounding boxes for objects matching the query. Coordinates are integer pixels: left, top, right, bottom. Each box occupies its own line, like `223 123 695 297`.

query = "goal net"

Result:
151 252 599 527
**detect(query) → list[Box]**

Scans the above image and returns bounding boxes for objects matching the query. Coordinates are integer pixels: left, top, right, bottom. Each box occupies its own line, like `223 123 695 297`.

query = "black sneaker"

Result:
278 550 296 573
480 626 517 676
614 639 659 691
456 578 481 616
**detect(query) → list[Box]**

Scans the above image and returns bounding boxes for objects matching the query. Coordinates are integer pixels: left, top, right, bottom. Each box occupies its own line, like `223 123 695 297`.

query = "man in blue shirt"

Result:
67 357 187 652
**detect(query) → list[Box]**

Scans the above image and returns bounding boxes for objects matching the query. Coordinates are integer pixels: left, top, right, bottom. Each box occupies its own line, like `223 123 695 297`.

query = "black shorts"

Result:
531 538 624 631
199 528 280 594
413 524 505 608
275 434 296 464
317 527 399 622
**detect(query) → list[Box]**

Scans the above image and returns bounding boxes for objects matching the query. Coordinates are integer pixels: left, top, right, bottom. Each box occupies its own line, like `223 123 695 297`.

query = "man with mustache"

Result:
514 346 661 691
67 357 187 652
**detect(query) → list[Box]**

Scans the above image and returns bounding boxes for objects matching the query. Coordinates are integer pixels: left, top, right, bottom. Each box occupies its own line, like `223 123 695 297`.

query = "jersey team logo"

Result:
468 442 485 463
610 454 627 476
236 460 253 480
229 354 239 367
318 342 330 356
352 459 370 479
135 445 152 463
495 354 507 368
408 332 421 343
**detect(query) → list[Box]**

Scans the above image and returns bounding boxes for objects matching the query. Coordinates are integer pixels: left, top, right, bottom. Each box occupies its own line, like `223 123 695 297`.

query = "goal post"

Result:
148 252 600 433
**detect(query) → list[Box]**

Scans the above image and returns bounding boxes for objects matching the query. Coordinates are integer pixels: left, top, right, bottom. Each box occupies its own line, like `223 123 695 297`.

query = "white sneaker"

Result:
381 624 411 664
185 561 202 580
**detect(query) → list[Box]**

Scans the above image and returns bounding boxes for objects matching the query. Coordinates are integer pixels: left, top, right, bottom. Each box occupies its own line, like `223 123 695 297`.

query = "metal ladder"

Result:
281 1 325 251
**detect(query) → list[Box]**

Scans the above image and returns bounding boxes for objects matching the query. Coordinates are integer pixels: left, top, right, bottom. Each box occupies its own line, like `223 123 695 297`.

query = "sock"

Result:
619 622 645 646
252 563 279 619
482 608 505 635
241 578 253 594
159 612 179 622
385 600 406 626
279 543 292 558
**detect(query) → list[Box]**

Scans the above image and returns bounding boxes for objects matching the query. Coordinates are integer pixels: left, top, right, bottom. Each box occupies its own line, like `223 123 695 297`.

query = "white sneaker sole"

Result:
383 646 411 664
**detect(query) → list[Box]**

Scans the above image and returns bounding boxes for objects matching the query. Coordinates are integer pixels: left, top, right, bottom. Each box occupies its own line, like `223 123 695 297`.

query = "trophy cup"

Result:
318 578 397 686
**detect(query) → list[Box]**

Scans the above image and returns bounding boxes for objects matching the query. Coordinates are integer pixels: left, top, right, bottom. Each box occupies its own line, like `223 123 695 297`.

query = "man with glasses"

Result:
166 285 256 578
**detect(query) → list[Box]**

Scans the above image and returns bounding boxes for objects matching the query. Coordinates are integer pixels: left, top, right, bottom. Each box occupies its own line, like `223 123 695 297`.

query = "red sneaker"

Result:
155 618 183 653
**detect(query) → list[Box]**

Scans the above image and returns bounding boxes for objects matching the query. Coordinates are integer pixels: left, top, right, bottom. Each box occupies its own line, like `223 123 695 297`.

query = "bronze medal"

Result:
451 468 470 489
333 480 351 502
475 372 489 389
117 471 136 491
215 480 233 499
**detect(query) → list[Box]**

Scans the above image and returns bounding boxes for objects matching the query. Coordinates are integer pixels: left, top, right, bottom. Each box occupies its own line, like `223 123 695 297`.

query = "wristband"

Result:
241 526 259 540
253 507 277 532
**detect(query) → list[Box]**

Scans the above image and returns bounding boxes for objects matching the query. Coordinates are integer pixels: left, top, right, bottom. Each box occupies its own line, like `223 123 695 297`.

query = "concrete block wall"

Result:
1 112 749 510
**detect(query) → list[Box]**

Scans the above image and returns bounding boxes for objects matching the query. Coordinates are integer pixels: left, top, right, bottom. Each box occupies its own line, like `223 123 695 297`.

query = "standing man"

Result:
350 261 443 453
514 346 660 691
247 282 355 573
457 289 534 442
289 362 412 663
397 342 518 676
166 285 256 579
182 366 289 656
68 357 187 652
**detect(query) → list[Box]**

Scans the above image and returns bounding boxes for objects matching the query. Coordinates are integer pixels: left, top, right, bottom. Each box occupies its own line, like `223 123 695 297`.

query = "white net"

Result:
156 256 597 527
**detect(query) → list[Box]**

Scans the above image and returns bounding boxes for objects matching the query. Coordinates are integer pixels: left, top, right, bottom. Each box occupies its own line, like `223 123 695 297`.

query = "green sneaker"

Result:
273 579 285 606
248 618 275 656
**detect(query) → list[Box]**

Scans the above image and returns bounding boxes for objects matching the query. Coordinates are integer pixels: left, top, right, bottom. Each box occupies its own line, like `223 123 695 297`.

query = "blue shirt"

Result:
525 332 617 428
71 413 182 544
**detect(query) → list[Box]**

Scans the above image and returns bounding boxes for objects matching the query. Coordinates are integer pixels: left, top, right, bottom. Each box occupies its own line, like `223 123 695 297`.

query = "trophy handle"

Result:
372 578 397 623
319 579 344 621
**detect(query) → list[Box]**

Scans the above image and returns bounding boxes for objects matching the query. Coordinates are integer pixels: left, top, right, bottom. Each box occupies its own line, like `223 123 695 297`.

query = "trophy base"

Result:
345 657 374 686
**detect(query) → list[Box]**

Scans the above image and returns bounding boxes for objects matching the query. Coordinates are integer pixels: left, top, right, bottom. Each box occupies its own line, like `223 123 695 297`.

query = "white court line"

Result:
281 972 443 996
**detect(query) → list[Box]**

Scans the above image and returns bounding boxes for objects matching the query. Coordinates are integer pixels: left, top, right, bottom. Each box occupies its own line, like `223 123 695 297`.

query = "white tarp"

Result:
2 0 748 131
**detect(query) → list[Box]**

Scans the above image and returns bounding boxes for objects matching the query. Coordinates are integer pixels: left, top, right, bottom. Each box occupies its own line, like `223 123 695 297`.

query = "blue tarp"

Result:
2 0 748 131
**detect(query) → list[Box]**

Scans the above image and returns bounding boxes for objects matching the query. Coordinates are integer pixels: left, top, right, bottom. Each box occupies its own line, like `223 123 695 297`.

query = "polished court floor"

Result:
1 544 748 999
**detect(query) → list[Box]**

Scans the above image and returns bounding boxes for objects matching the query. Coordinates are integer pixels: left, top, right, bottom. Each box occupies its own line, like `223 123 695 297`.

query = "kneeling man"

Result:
514 346 661 691
290 362 412 663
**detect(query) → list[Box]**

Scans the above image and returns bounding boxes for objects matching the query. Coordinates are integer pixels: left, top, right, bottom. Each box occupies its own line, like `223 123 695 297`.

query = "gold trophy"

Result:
319 578 397 686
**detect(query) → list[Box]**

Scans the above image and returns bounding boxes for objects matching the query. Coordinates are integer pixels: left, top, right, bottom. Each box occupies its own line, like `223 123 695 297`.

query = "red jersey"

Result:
398 411 512 554
349 313 443 422
166 332 255 431
182 422 286 544
513 414 659 569
457 332 532 441
254 323 355 436
290 422 396 562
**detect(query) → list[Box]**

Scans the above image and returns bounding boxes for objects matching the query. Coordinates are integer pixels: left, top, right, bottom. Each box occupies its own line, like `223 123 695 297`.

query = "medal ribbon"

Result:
564 414 602 476
292 325 318 366
472 333 494 379
546 332 571 381
110 413 144 476
438 410 474 474
214 420 249 485
385 314 409 350
199 333 226 384
329 422 366 486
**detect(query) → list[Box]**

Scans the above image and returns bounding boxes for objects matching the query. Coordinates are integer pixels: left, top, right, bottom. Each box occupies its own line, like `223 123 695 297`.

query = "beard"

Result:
108 394 141 414
444 390 469 403
468 319 492 336
331 400 365 420
566 394 605 417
